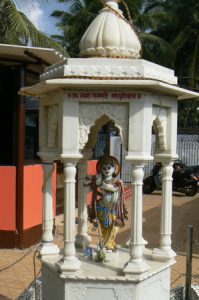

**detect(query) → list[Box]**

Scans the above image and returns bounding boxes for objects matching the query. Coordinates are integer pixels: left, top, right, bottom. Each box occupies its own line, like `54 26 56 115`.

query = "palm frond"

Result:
0 0 68 56
172 26 192 52
141 32 175 67
189 33 199 88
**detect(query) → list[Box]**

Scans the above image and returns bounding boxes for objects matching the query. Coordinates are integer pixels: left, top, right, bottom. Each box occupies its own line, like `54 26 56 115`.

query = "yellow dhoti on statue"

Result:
97 208 119 251
100 223 119 250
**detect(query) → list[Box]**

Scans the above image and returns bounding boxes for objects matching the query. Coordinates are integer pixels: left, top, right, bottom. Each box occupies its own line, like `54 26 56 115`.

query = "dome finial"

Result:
105 0 119 9
79 0 141 59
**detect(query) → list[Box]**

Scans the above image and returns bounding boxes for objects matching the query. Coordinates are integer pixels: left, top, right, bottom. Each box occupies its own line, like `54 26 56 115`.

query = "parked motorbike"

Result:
143 162 199 196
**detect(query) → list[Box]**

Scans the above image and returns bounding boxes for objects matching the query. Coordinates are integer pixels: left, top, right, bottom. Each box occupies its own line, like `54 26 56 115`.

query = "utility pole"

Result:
185 225 193 300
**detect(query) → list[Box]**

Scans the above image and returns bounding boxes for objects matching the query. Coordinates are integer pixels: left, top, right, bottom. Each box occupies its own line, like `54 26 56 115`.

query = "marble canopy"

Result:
20 1 198 299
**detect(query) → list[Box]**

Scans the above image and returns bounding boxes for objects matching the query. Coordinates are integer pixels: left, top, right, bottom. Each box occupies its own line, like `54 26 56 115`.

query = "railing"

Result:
177 141 199 167
120 140 199 184
93 134 199 184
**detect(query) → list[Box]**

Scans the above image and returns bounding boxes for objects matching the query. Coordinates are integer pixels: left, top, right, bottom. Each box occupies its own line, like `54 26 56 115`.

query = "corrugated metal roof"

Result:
0 44 65 66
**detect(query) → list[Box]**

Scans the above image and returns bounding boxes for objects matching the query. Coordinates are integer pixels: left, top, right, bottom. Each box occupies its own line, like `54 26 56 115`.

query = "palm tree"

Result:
51 0 175 63
0 0 67 55
122 0 175 67
51 0 101 57
145 0 199 127
146 0 199 89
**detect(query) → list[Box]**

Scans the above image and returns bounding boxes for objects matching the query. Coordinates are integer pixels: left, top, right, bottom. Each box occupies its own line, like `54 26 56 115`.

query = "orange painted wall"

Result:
86 160 97 205
0 166 16 230
23 164 57 230
52 164 57 217
87 160 97 176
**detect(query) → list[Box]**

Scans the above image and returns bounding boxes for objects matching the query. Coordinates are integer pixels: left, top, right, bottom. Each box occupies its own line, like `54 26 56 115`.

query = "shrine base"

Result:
41 248 174 300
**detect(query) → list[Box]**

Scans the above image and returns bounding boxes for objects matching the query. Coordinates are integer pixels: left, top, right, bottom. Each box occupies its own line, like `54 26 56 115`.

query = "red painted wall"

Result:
87 160 97 205
23 164 57 230
0 166 16 230
87 160 97 176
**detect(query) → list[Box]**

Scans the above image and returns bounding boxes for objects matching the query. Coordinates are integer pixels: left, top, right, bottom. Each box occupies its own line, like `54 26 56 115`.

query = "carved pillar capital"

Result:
37 151 56 163
60 153 83 164
154 154 178 164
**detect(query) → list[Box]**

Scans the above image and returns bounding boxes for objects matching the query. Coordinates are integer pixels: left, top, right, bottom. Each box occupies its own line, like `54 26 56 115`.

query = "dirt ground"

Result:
55 190 199 289
142 191 199 289
118 191 199 289
0 191 198 300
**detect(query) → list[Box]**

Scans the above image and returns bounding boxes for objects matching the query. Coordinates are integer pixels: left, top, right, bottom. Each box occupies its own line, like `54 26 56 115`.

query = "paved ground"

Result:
0 191 198 300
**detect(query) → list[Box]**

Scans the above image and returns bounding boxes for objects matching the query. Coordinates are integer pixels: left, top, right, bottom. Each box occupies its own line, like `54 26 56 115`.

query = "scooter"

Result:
143 162 199 196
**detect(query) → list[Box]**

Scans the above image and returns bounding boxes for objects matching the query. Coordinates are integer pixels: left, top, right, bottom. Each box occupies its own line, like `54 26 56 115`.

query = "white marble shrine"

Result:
21 1 198 299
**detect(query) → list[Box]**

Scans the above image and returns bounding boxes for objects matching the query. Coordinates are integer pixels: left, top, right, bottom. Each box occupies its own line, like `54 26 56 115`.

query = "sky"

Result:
14 1 69 36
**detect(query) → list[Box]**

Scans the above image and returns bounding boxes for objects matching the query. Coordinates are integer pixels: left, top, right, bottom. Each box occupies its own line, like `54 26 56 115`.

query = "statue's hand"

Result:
84 175 91 184
96 173 102 185
101 183 118 192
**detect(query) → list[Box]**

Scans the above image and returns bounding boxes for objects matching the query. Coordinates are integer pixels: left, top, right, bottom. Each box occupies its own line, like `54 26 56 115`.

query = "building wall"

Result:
23 164 57 230
0 164 56 248
0 166 16 231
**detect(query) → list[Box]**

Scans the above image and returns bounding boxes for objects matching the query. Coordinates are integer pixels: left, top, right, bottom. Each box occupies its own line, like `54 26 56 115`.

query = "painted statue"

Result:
87 155 127 251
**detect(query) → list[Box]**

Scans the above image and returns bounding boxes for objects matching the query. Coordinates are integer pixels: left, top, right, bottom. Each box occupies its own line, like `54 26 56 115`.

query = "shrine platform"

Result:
41 247 174 300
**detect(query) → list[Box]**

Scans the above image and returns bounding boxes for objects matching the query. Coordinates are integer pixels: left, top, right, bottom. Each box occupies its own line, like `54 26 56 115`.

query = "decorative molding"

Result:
153 116 167 151
69 286 87 300
47 105 58 148
113 287 133 300
153 107 167 151
40 59 177 85
79 126 90 150
80 47 140 59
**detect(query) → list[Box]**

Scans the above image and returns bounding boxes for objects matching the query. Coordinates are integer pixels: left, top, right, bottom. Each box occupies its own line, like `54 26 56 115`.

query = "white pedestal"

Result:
38 243 60 257
41 248 174 300
152 247 176 262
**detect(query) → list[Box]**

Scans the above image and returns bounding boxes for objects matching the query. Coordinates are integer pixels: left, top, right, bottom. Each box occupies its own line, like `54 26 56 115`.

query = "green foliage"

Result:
178 100 199 128
145 0 199 127
146 0 199 88
51 0 101 57
0 0 67 56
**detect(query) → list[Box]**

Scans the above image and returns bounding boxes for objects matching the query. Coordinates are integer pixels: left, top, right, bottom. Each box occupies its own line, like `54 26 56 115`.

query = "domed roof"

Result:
79 0 141 59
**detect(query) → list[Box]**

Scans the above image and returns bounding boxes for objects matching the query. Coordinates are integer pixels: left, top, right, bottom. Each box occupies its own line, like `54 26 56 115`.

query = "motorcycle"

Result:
143 162 199 196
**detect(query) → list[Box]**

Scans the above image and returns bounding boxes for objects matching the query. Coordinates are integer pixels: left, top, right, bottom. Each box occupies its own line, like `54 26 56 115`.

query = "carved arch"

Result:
153 116 167 151
85 114 122 149
152 106 167 152
79 102 128 150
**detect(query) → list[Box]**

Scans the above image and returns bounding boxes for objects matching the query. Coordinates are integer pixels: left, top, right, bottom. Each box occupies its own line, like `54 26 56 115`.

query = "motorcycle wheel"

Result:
185 185 198 197
143 176 156 194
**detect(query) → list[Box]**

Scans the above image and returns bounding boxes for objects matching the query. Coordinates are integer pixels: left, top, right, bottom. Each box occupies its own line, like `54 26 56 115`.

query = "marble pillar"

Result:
57 161 81 272
153 159 176 261
75 150 92 248
124 163 150 274
39 162 60 256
